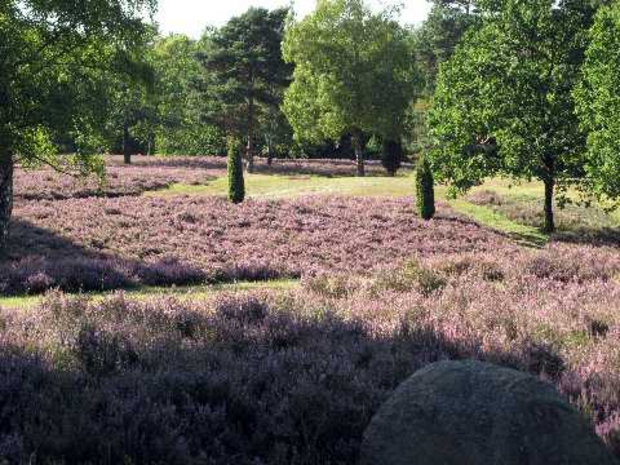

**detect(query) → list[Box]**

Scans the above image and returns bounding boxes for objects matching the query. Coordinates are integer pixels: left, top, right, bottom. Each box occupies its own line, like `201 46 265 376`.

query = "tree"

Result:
429 0 597 233
412 1 479 95
283 0 416 177
574 2 620 206
416 155 436 220
104 43 157 164
151 34 225 156
382 139 403 176
200 8 291 172
0 0 156 248
227 138 245 204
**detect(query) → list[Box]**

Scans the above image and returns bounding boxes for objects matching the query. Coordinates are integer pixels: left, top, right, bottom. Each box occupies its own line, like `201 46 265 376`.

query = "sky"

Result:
155 0 432 38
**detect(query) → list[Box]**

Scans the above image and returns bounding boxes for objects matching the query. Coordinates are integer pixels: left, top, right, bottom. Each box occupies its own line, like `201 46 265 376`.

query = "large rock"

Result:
360 360 617 465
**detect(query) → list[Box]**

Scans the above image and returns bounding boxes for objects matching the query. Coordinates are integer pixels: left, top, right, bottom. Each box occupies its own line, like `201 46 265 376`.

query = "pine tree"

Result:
416 155 435 220
228 138 245 204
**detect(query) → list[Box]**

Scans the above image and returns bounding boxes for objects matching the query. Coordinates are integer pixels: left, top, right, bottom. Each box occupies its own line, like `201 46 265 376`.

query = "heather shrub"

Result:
136 257 207 287
371 260 446 297
434 254 506 282
303 274 359 298
415 155 435 220
76 323 138 376
215 295 269 324
7 195 509 295
1 271 620 462
522 341 566 379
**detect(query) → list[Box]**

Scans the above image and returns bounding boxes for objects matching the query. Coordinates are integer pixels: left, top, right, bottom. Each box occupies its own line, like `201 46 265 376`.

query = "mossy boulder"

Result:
360 360 617 465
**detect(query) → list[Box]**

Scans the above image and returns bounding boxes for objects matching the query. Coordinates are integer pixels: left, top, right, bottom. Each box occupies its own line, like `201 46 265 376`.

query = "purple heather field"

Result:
1 156 620 464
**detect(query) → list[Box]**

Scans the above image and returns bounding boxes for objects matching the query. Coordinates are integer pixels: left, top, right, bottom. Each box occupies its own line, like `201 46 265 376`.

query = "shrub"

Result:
372 260 447 297
227 137 245 204
415 155 435 220
381 139 403 176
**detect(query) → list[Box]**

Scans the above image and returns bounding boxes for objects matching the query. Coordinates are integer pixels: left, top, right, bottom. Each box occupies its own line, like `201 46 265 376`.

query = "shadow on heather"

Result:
0 292 597 465
0 220 208 295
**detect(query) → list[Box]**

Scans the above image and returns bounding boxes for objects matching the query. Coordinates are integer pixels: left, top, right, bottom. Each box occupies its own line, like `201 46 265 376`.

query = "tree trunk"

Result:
123 122 132 165
0 149 13 251
267 137 274 166
352 130 365 177
543 177 555 234
246 79 255 174
246 136 254 173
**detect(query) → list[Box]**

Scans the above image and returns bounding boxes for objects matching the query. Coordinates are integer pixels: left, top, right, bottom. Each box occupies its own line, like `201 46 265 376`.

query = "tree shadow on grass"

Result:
551 227 620 248
0 292 591 465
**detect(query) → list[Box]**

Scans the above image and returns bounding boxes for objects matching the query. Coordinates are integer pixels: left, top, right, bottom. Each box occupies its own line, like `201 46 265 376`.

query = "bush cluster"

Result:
415 155 435 220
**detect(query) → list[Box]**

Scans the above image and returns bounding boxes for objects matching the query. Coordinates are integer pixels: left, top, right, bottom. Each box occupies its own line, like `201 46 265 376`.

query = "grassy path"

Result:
145 173 419 199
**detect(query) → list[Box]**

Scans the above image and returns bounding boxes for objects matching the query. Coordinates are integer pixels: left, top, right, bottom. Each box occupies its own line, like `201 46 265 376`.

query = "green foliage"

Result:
0 0 157 170
416 155 436 220
429 0 597 232
227 138 245 204
152 33 226 155
199 8 291 169
381 139 403 176
283 0 417 174
102 31 158 162
412 1 479 95
575 2 620 207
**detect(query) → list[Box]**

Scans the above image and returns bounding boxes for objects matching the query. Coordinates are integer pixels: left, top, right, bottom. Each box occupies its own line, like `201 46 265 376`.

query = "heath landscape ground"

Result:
1 156 620 464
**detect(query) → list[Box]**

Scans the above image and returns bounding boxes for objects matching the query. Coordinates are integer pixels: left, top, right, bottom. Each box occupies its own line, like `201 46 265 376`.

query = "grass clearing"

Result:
449 199 548 247
146 173 420 199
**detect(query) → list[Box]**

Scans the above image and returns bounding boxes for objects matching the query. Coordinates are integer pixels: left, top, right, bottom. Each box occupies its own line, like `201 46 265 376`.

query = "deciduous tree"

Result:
575 2 620 206
430 0 596 233
283 0 416 177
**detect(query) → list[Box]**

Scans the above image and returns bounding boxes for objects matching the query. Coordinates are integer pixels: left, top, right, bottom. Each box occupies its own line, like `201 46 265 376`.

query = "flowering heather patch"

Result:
15 164 219 201
3 195 512 294
117 154 406 178
2 245 620 463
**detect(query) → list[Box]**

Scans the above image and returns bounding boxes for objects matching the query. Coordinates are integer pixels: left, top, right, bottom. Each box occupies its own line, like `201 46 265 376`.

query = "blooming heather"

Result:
1 246 620 463
2 193 513 294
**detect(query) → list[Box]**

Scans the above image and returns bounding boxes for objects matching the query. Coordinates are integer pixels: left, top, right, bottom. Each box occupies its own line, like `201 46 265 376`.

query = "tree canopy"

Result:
429 0 597 232
283 0 417 176
575 2 620 205
199 7 291 172
0 0 157 246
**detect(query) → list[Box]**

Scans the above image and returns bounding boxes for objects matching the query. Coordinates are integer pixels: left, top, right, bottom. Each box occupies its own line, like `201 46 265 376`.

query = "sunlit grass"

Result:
449 199 548 247
0 279 299 310
146 173 420 199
